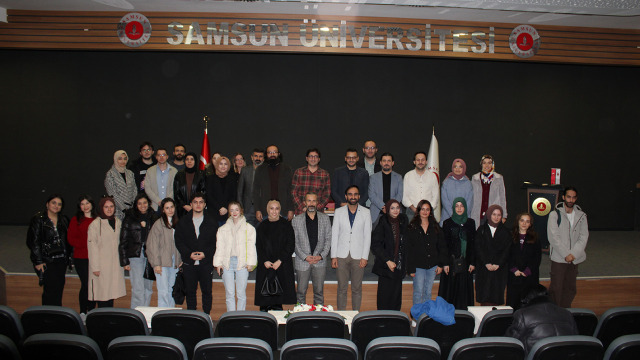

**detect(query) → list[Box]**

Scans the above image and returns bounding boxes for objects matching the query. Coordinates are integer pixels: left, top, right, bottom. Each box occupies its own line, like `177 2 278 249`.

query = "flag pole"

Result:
204 115 209 134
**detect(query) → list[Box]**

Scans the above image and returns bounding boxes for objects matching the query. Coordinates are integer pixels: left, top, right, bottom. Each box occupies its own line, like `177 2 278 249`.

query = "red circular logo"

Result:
537 203 546 211
125 21 144 40
517 33 534 51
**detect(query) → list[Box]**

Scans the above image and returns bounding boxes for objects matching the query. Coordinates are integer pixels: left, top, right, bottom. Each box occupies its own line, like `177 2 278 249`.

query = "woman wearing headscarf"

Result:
371 199 408 310
27 194 70 305
206 156 238 226
438 197 477 309
105 150 138 220
87 196 126 307
474 204 511 306
173 152 206 218
119 193 159 309
506 213 541 309
440 159 474 226
471 155 507 228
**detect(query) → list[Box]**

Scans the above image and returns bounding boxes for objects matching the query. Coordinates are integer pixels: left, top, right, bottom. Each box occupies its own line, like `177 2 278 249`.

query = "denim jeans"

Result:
155 255 178 308
129 254 153 309
412 266 437 305
221 256 249 311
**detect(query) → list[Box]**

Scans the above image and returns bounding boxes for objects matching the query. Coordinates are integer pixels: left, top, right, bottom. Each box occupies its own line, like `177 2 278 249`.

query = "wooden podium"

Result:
523 183 564 250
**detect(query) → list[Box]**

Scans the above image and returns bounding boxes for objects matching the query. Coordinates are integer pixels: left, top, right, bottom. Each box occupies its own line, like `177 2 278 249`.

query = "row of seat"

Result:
2 333 640 360
1 305 639 360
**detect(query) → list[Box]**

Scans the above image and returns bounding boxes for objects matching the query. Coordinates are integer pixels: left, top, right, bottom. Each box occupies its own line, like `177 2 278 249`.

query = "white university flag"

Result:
426 127 441 222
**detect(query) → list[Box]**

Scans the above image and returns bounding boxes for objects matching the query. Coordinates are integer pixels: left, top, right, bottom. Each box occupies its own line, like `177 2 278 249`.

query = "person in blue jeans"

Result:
406 199 449 307
214 201 257 311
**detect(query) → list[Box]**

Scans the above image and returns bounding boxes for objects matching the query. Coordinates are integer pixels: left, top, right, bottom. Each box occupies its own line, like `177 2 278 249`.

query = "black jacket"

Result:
206 172 238 223
173 169 206 218
174 211 218 266
252 162 294 214
26 211 70 265
331 166 370 206
118 209 160 266
371 214 408 279
128 156 157 193
356 157 381 173
505 297 578 354
405 221 448 274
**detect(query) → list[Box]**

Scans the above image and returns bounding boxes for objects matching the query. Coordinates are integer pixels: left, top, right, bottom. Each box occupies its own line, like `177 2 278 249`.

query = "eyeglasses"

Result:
141 148 153 152
267 151 278 155
157 154 168 157
346 156 358 160
307 155 319 159
364 147 377 150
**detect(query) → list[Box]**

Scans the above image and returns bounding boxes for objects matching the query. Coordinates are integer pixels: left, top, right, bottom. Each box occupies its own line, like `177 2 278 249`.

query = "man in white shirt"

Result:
402 151 439 220
331 185 372 310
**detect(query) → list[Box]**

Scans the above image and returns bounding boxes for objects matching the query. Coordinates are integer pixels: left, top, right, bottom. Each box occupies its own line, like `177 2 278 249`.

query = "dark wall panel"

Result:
1 49 638 228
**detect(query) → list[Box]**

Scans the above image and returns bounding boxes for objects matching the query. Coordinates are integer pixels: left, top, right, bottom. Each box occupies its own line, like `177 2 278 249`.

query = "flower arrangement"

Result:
284 303 335 318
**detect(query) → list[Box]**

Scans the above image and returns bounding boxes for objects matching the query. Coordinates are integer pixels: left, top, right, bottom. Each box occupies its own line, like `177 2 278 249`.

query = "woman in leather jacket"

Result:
26 194 70 305
118 193 159 309
173 152 206 218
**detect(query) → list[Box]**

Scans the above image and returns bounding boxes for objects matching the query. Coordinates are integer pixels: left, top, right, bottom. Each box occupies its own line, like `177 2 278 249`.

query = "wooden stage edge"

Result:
1 268 639 319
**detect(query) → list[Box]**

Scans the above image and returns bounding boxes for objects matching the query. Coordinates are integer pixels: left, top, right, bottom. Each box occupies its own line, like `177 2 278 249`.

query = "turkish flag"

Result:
199 128 211 170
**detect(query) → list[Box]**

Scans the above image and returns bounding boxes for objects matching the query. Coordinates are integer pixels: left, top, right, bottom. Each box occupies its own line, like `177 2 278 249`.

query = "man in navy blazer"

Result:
331 185 372 311
368 152 404 224
331 148 369 207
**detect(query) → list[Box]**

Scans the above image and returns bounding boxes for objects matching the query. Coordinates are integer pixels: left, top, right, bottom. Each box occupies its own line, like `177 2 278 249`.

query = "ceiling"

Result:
0 0 639 29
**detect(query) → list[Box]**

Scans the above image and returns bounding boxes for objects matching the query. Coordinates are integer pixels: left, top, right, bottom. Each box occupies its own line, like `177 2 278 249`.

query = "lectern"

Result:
523 183 564 250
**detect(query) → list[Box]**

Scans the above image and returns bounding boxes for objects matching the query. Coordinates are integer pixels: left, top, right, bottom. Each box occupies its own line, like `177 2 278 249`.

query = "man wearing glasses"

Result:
252 144 294 221
331 148 369 207
357 140 381 175
129 141 157 193
291 148 331 215
144 148 177 211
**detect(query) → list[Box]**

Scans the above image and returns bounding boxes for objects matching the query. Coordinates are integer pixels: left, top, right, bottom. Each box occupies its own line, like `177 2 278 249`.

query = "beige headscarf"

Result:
113 150 128 173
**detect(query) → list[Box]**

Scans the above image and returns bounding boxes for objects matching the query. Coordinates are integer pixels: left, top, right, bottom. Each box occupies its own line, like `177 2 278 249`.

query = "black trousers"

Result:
183 263 213 314
376 270 403 311
42 257 67 306
74 258 96 313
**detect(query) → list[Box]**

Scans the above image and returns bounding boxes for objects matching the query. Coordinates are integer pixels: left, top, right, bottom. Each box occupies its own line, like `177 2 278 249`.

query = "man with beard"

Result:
331 148 369 207
402 151 439 219
252 145 294 221
291 149 331 215
331 185 371 310
129 141 157 193
173 152 206 217
368 153 403 224
547 186 589 308
238 148 265 226
169 143 187 171
357 140 381 175
293 192 332 305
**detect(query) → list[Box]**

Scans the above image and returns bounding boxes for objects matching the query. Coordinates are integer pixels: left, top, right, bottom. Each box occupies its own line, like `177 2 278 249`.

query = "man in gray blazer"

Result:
368 152 404 224
237 148 265 226
331 185 372 311
144 148 178 211
292 192 332 305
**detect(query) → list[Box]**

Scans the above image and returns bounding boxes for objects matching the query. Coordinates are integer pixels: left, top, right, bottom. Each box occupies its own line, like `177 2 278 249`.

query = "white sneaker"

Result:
411 320 417 327
80 313 87 324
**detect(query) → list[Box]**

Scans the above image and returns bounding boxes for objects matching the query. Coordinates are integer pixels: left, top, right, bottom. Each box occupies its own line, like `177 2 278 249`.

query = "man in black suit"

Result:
331 148 369 207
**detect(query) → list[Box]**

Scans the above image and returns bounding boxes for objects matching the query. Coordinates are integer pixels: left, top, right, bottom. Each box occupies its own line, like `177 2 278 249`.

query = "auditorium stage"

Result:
2 226 639 319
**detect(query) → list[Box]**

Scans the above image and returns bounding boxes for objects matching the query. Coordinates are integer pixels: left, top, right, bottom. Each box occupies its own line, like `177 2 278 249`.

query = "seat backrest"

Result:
108 335 187 360
567 308 598 336
448 337 524 360
350 311 411 354
281 338 358 360
0 334 21 360
21 305 87 337
216 311 278 352
364 336 440 360
594 306 640 349
476 309 514 337
285 312 345 342
86 308 150 355
151 309 213 359
0 305 24 345
415 310 475 360
603 334 640 360
22 333 103 360
193 337 272 360
526 335 603 360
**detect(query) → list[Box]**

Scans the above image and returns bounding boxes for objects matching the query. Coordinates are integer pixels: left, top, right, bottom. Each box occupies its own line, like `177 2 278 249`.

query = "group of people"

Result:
26 139 588 320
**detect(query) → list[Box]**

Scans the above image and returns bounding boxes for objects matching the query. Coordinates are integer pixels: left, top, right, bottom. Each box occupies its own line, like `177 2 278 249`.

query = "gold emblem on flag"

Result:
532 197 552 216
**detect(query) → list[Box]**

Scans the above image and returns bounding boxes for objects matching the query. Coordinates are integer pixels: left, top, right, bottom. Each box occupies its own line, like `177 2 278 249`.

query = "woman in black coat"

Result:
206 156 238 225
26 194 70 306
254 200 296 311
438 197 477 309
475 204 511 306
371 199 408 310
506 213 542 309
173 152 206 218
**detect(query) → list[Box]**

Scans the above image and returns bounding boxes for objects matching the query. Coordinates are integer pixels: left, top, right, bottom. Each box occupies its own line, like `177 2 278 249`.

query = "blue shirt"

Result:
348 207 357 228
156 165 170 200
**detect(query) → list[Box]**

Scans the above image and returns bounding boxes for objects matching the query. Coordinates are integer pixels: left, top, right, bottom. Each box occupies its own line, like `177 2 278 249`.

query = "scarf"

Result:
98 197 116 221
384 199 402 262
486 204 503 227
185 152 198 173
480 155 495 184
446 158 467 181
451 197 468 257
113 150 128 173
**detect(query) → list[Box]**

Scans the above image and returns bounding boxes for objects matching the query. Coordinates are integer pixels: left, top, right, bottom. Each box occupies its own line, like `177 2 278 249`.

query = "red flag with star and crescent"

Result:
199 126 211 170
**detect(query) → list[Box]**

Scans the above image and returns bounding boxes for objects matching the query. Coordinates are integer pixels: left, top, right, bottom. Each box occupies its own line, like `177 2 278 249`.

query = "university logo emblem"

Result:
117 13 152 48
532 197 552 216
509 25 540 58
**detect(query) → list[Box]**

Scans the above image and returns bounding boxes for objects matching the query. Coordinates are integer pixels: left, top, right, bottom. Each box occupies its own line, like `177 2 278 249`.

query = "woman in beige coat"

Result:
88 197 126 307
146 197 182 308
213 201 257 311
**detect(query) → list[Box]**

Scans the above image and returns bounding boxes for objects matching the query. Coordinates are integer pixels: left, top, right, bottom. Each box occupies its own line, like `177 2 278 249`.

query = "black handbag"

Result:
260 269 283 296
172 266 186 305
451 256 467 274
143 259 156 281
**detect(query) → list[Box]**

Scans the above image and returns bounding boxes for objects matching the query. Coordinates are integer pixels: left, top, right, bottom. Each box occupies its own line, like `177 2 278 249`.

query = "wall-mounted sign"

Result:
509 25 540 58
117 13 152 48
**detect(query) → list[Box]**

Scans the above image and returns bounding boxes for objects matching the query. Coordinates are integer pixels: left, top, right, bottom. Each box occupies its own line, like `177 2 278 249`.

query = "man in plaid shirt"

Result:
291 148 331 215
